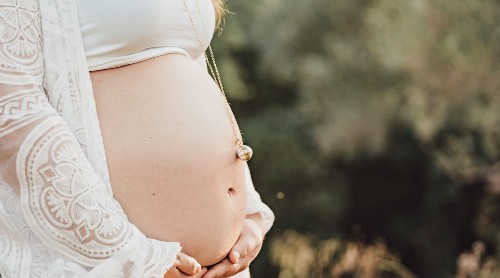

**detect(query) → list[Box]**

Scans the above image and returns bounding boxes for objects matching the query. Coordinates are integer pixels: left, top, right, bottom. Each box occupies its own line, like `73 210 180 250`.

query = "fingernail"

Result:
195 263 201 273
234 251 240 262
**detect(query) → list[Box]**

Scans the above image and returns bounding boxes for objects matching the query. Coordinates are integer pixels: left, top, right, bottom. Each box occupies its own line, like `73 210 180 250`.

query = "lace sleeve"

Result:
0 1 180 277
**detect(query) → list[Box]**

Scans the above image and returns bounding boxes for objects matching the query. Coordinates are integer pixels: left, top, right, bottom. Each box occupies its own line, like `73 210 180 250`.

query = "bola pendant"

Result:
237 145 253 161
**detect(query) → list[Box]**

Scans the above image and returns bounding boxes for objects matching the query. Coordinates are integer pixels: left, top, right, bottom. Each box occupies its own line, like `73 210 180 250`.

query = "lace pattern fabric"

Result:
0 0 181 276
0 0 43 86
0 0 274 276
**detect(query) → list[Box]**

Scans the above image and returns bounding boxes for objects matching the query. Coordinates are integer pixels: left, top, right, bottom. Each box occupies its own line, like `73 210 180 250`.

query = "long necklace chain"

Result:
182 0 253 161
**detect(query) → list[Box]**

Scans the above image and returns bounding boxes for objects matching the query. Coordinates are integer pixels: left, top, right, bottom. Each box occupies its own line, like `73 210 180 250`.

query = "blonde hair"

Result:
213 0 227 28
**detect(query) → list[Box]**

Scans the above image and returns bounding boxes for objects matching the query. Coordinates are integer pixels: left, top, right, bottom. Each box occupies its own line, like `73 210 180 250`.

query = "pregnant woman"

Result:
0 0 274 277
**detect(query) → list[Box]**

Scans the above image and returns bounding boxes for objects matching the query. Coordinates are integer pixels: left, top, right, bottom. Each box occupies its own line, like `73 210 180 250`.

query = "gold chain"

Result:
182 0 253 161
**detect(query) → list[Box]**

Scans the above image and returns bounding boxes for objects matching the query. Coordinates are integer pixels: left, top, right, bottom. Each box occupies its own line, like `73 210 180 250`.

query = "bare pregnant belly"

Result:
90 54 247 266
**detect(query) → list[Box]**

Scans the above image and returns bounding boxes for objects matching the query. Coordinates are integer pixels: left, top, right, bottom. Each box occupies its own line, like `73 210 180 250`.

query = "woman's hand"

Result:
164 252 207 278
202 214 266 278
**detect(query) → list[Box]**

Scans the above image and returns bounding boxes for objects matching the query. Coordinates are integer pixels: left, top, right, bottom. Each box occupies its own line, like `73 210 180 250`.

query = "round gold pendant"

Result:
237 145 253 161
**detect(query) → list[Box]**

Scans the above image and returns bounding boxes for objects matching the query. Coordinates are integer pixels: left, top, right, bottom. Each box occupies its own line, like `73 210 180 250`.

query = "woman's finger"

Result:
197 268 209 277
229 220 263 264
202 258 239 278
229 237 256 264
230 245 261 275
203 245 262 278
176 252 202 275
165 266 207 278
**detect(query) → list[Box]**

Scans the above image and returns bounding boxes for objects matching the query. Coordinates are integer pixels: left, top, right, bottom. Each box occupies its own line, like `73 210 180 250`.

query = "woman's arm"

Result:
244 162 275 235
0 1 183 277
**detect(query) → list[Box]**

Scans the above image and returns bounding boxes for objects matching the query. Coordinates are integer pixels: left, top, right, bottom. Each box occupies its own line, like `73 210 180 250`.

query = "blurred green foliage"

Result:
212 0 500 277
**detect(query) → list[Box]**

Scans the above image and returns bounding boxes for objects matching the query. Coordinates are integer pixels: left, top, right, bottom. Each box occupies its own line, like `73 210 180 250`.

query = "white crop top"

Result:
77 0 215 71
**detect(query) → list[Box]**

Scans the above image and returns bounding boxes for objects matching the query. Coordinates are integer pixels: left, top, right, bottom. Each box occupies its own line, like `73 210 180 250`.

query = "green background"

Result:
213 0 500 277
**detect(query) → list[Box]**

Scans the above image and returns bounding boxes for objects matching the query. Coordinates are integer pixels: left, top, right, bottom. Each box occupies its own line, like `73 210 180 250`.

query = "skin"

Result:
92 54 247 266
164 252 207 278
166 213 266 278
202 213 266 278
90 54 267 276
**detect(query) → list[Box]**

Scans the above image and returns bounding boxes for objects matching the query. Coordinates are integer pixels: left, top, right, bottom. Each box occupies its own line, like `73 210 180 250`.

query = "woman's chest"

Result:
77 0 215 61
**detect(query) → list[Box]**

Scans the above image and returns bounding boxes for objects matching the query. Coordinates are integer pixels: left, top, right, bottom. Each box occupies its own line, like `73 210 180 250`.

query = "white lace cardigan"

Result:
0 0 274 277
